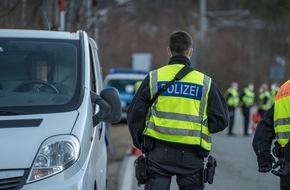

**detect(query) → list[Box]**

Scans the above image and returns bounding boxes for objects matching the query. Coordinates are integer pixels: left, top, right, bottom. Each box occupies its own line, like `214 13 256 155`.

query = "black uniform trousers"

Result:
280 174 290 190
228 106 236 135
144 140 204 190
241 106 250 135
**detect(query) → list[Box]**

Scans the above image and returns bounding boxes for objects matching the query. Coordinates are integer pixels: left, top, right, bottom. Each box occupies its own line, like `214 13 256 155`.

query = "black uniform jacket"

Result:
252 106 276 155
127 55 230 149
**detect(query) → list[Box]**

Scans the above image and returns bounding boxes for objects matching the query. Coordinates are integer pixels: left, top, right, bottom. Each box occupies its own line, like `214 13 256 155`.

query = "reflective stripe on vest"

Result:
144 64 212 151
274 80 290 147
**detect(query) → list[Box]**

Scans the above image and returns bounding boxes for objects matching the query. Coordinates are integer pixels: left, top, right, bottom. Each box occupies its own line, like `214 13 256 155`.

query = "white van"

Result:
0 29 121 190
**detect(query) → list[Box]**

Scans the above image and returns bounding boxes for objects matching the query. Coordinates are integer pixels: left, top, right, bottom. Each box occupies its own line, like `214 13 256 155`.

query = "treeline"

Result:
0 0 290 92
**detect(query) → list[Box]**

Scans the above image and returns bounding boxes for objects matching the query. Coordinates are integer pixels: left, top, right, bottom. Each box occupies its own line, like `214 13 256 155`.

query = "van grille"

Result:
0 170 28 190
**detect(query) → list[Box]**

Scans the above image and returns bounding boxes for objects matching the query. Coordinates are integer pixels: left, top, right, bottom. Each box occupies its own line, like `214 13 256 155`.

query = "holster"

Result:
204 155 217 184
141 136 154 153
134 155 148 186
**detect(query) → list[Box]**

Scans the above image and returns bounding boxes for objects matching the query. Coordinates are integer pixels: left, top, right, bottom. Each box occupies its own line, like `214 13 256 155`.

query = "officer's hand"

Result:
271 159 290 177
272 141 283 159
257 152 275 173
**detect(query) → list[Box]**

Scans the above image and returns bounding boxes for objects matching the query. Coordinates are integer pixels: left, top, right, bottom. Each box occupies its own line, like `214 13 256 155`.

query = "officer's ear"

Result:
188 48 193 58
167 47 172 57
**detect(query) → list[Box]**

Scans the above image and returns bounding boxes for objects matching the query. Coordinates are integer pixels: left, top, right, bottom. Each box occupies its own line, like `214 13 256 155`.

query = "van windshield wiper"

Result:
0 110 23 115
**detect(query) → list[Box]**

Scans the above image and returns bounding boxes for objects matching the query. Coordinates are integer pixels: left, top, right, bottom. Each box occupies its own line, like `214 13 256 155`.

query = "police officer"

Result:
253 80 290 190
225 82 240 136
240 83 255 136
258 83 271 117
127 31 229 190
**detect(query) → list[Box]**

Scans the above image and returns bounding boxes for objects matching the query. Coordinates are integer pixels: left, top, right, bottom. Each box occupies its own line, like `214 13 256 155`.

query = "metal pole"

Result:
22 0 26 27
59 0 65 31
199 0 207 46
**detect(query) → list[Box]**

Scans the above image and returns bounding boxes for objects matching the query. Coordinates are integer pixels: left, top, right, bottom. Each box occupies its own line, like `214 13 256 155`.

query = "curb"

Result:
118 154 137 190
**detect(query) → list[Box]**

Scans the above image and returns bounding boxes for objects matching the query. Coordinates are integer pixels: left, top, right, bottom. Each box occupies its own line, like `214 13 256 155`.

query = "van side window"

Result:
89 45 96 93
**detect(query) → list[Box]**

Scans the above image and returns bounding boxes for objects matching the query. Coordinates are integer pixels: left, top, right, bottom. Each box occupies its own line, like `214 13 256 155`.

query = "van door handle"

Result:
98 123 103 140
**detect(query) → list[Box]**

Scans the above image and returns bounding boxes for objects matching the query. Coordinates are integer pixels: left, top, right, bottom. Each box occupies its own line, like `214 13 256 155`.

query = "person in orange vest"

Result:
253 80 290 190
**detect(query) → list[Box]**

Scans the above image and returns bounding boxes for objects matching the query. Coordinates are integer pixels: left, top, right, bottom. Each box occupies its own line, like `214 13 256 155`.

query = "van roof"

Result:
0 29 80 40
105 73 146 80
109 68 148 75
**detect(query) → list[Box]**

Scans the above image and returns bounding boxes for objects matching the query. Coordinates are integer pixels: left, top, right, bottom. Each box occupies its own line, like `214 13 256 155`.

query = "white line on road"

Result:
118 155 137 190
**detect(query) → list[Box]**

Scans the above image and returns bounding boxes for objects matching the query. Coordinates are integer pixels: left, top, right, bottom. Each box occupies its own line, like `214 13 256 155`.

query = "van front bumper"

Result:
21 163 93 190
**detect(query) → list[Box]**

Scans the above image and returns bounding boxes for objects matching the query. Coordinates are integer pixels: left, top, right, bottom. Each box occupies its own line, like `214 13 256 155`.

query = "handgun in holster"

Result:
134 155 148 186
204 155 217 184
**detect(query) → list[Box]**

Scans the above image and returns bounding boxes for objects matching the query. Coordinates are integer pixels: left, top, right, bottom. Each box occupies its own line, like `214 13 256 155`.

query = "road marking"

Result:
118 155 137 190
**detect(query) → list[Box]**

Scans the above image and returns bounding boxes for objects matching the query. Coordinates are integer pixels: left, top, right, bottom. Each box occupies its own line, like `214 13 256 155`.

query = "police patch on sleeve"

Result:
158 81 203 100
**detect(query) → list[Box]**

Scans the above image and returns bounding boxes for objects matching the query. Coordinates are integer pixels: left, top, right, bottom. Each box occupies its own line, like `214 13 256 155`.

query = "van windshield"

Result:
0 38 81 114
106 79 138 94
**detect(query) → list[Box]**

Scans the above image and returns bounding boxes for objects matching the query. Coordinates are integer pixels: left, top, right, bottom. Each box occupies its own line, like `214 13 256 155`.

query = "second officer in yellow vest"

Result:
127 31 229 190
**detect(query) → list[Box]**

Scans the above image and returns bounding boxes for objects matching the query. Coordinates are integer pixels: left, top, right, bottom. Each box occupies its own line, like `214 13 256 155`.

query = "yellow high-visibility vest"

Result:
134 80 142 94
225 88 239 107
259 91 271 111
143 64 212 151
274 80 290 147
241 88 255 106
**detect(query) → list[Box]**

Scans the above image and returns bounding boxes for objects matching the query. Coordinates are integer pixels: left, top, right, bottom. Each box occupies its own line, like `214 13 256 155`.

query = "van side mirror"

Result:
91 87 121 126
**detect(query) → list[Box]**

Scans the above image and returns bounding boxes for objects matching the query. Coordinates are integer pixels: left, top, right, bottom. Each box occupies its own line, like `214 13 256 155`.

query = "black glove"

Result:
271 158 290 176
272 141 283 159
257 151 275 173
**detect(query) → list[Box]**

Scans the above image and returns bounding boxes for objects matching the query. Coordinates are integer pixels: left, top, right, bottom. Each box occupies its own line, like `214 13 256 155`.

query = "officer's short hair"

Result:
169 31 193 56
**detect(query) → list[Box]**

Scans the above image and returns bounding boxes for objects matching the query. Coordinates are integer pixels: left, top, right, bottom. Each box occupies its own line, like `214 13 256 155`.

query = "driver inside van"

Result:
14 51 72 95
